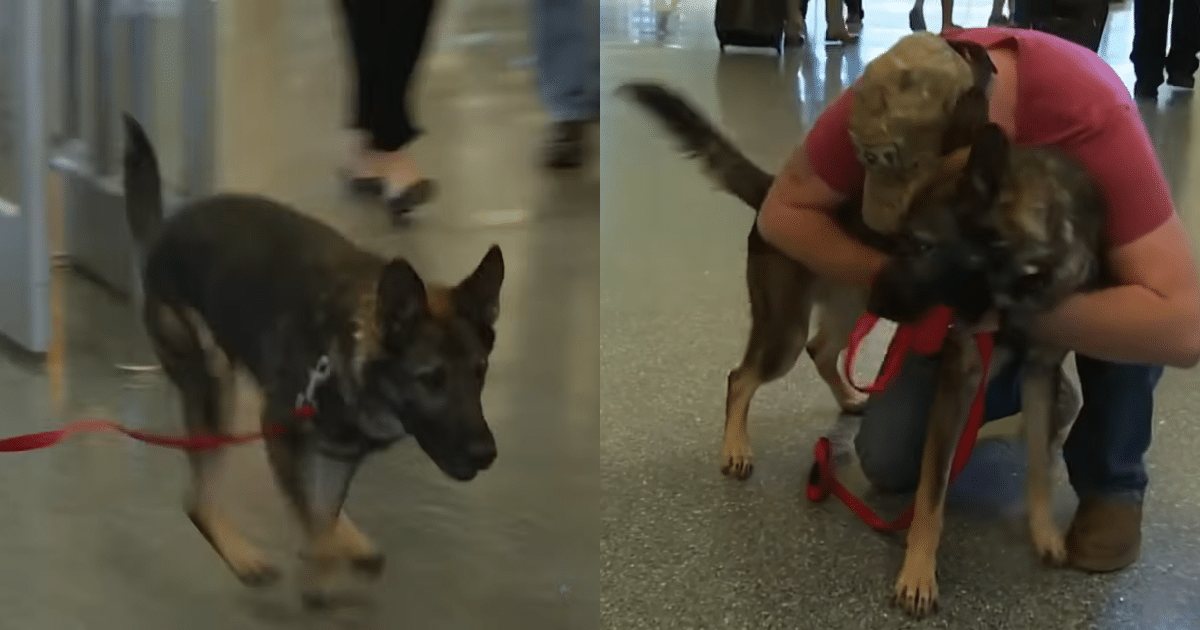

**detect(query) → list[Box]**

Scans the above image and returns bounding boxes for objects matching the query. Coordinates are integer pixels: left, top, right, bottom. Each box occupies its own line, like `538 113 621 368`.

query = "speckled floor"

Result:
600 1 1200 628
0 0 598 628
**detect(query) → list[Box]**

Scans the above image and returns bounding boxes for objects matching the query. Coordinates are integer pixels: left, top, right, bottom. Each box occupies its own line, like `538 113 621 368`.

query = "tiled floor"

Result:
601 1 1200 629
0 0 598 628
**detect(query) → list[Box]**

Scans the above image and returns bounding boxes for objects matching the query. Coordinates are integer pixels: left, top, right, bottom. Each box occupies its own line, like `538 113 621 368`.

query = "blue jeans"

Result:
854 352 1163 501
530 0 600 122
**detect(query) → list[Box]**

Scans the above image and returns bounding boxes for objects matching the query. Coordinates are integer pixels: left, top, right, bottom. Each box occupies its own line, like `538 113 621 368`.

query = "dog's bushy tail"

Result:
615 82 775 211
122 113 164 261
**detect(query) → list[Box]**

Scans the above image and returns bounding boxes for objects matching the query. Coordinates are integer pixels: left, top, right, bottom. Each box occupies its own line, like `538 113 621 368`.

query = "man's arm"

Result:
756 90 889 288
1031 107 1200 368
1033 217 1200 368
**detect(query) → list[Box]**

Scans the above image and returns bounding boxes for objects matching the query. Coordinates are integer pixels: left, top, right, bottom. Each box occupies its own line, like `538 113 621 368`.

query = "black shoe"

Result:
1133 81 1159 99
385 179 436 216
542 120 592 169
1166 70 1196 89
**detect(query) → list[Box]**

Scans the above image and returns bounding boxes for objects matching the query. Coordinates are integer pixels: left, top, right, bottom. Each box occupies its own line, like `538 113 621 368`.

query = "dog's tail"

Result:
615 82 775 211
121 113 164 261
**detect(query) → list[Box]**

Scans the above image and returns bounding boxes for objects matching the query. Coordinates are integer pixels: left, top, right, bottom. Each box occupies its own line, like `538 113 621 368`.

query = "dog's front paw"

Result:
236 563 282 588
719 440 754 479
1030 519 1068 567
893 563 939 618
349 552 387 579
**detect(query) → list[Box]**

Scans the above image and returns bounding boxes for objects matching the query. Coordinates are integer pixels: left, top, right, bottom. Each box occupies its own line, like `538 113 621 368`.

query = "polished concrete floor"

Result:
0 0 598 628
601 1 1200 629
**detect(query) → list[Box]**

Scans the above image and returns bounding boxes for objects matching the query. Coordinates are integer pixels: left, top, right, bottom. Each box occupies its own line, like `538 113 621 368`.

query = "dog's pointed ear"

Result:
941 86 990 153
455 245 504 327
960 123 1009 203
376 258 427 334
945 40 997 90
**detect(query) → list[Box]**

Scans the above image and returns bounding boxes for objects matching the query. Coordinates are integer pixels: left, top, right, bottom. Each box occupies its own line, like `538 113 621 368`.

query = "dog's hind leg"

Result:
807 285 868 414
1021 348 1072 566
894 337 978 618
722 241 815 480
146 304 280 587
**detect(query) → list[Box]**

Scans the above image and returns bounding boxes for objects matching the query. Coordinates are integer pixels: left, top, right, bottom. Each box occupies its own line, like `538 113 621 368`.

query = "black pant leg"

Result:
339 0 380 133
1166 0 1200 76
1131 0 1171 86
367 0 437 152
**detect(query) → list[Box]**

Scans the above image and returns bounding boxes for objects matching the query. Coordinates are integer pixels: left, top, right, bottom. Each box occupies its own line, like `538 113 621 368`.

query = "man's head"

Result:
850 33 997 233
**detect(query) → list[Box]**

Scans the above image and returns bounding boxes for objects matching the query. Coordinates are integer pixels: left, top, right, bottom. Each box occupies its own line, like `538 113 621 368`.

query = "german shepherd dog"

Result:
122 115 503 608
617 81 1104 617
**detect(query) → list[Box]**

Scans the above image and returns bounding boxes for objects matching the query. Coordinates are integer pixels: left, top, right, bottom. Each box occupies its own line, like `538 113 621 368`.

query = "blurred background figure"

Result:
1130 0 1199 98
796 0 864 43
909 0 959 32
337 0 437 213
989 0 1012 24
531 0 600 169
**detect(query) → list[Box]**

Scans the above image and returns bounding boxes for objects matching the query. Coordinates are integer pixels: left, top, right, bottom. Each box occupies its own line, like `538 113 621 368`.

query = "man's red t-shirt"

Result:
803 27 1174 248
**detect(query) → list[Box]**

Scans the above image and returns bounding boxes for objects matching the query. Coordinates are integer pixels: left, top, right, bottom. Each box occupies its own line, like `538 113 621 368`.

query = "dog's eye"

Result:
415 367 447 391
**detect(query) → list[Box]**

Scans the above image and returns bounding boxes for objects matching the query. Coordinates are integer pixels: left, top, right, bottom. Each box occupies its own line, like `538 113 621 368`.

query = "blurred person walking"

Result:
909 0 958 32
1130 0 1199 98
338 0 437 214
531 0 600 169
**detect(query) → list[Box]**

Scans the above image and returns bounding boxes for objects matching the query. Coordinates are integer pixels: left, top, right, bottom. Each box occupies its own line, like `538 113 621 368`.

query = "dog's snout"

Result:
468 438 497 469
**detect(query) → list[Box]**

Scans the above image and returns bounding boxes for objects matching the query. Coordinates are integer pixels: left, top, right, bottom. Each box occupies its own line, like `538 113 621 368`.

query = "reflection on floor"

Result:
601 1 1200 628
0 0 598 628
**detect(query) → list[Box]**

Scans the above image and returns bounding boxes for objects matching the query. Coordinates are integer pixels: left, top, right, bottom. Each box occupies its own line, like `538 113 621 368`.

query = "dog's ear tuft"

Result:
455 245 504 327
377 258 427 334
961 123 1009 203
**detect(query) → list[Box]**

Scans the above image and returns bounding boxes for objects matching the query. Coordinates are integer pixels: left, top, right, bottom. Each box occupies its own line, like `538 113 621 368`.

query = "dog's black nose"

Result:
468 439 497 469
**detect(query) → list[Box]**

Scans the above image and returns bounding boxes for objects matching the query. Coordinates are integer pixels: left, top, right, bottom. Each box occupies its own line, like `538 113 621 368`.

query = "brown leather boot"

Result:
1066 496 1143 572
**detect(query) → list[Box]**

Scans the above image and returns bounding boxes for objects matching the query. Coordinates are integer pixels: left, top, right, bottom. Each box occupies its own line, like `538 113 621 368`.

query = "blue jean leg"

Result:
854 352 1025 493
530 0 600 122
1062 356 1162 502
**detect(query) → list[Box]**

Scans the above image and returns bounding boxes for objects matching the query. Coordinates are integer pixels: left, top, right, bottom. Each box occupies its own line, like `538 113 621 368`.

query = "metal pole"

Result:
180 0 216 198
17 0 52 353
127 0 155 131
92 0 117 175
63 0 81 141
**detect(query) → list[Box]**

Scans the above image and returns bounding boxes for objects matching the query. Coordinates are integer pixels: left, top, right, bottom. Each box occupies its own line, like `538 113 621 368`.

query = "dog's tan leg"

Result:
334 512 386 578
808 290 867 414
1021 349 1071 566
894 338 978 618
724 323 809 479
148 304 279 586
262 427 364 609
721 249 816 480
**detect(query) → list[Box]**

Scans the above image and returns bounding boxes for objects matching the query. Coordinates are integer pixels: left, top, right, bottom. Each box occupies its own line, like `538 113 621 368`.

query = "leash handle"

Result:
842 306 955 394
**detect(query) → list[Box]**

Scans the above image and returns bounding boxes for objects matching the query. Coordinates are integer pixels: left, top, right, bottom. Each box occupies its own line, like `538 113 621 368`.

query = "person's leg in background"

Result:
531 0 600 169
339 0 383 194
1131 0 1171 98
1165 0 1200 88
908 0 956 32
1061 357 1162 572
339 0 438 212
989 0 1011 24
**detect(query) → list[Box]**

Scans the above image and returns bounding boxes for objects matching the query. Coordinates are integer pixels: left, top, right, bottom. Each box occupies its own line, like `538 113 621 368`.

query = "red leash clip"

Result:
805 305 994 532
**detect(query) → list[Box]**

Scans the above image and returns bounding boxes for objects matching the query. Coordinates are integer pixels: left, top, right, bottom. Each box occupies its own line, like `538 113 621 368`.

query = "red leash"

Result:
0 406 315 454
805 305 994 532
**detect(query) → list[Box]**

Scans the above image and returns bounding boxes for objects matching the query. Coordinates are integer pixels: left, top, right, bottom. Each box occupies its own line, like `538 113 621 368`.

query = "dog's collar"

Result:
293 355 333 418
